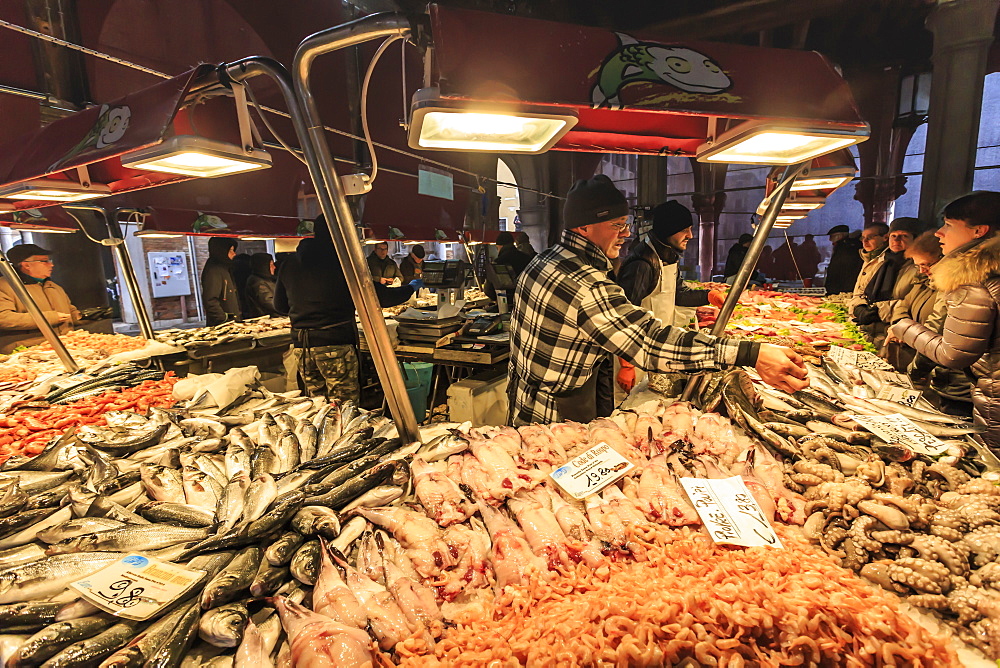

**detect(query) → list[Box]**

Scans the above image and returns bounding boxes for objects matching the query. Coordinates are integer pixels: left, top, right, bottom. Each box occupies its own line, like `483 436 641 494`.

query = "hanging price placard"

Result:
848 413 949 456
71 554 205 620
679 476 783 548
549 442 634 499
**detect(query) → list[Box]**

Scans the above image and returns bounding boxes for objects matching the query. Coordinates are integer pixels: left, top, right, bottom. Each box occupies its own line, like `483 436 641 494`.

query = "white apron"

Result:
639 240 682 326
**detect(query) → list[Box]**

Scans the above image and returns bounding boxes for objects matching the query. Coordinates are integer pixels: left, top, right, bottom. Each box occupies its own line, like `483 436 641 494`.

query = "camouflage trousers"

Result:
285 344 360 405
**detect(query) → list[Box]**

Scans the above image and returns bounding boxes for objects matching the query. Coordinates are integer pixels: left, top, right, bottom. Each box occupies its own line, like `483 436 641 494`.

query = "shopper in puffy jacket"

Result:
892 191 1000 447
883 231 942 371
201 237 240 326
245 253 280 318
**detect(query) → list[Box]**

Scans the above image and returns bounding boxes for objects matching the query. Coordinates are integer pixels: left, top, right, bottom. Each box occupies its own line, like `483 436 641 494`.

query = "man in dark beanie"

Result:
508 174 809 425
723 233 755 281
614 199 726 392
399 244 426 284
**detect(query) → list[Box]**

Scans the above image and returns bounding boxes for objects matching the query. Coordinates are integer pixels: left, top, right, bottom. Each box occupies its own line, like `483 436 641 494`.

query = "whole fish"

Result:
0 507 62 540
86 424 170 458
1 432 78 472
290 507 340 539
198 602 249 648
200 547 262 610
0 600 65 628
45 525 210 555
225 434 252 480
275 431 300 475
40 621 139 668
182 467 222 510
295 423 318 464
243 474 278 524
0 482 28 518
135 502 216 528
0 544 47 571
143 601 201 668
98 597 191 668
307 460 402 510
37 518 126 544
250 563 289 598
180 417 227 439
140 465 186 504
289 541 321 586
215 474 249 534
84 497 150 525
234 619 272 668
314 406 342 458
250 443 279 479
0 507 73 550
190 455 227 488
9 615 116 667
0 472 73 495
264 532 305 567
415 433 469 463
273 471 314 498
0 553 122 604
55 599 102 622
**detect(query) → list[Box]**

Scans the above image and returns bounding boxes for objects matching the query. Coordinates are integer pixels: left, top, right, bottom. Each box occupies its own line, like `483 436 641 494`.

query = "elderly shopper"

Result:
0 243 81 353
891 191 1000 447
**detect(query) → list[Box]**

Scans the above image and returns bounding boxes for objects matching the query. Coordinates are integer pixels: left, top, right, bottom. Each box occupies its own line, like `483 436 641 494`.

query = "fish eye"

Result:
704 59 721 73
666 57 691 74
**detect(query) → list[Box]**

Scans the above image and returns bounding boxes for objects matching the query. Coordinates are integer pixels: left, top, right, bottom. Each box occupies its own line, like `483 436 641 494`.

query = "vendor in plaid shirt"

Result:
508 175 809 425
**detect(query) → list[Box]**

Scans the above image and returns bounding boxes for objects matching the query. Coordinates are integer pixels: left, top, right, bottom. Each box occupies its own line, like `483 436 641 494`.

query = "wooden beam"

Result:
643 0 849 40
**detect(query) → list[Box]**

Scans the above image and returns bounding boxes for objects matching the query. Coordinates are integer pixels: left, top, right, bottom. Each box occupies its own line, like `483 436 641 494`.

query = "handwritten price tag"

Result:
827 345 893 371
550 442 634 499
871 370 914 389
847 413 949 456
679 476 782 548
875 385 922 407
71 554 205 620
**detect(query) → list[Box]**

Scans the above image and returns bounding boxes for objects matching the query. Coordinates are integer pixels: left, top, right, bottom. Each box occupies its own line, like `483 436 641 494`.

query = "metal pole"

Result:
226 20 421 443
680 161 808 402
0 250 78 372
784 231 805 284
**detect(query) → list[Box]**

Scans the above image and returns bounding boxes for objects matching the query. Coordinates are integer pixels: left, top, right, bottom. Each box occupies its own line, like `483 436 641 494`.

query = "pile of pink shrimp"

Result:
392 525 959 667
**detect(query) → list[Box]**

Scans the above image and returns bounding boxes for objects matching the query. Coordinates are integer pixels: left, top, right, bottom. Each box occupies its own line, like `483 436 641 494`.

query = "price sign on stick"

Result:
679 476 783 548
550 442 634 499
848 413 949 456
71 554 205 620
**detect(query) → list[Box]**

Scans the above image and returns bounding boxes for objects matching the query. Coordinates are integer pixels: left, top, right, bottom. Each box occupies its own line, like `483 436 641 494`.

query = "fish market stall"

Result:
154 318 293 378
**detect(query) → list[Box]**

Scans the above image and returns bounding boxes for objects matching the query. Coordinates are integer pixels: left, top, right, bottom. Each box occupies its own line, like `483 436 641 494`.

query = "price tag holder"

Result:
679 476 783 549
70 554 205 621
549 442 634 499
875 385 922 407
847 413 949 456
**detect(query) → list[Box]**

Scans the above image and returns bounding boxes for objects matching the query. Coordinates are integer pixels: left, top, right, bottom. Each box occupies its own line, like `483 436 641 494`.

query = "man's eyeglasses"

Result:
607 218 632 232
22 259 53 265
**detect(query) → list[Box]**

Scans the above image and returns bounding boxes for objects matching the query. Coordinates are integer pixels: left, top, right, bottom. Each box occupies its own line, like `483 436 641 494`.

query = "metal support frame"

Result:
225 13 422 443
0 249 78 372
680 161 808 402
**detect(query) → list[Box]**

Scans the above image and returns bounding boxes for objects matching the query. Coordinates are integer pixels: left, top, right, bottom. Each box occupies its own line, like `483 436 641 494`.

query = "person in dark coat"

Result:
231 253 252 319
201 237 240 326
797 234 822 279
824 224 864 295
723 234 754 280
275 216 420 403
367 242 403 285
399 245 426 283
495 231 532 277
245 253 281 318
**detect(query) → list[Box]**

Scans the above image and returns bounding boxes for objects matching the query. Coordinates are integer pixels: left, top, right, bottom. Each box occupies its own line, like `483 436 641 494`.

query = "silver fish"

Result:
140 464 186 504
190 438 225 454
275 431 300 474
136 501 216 528
289 541 321 586
180 417 227 439
200 547 263 610
40 620 139 668
0 553 122 604
274 470 314 497
182 466 223 510
198 602 249 648
10 615 117 666
243 474 278 524
0 507 73 549
225 439 251 481
45 524 210 555
295 423 318 463
56 599 103 622
264 532 305 567
0 544 47 570
251 443 279 478
216 474 249 534
274 414 297 434
290 506 340 539
36 518 126 545
0 471 74 495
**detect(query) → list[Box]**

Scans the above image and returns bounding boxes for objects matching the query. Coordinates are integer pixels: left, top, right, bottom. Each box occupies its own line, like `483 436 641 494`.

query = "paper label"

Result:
847 413 949 456
733 324 762 331
826 344 855 366
827 345 893 371
71 554 205 620
872 370 914 389
549 442 634 499
774 301 793 309
679 476 783 548
875 385 922 407
795 325 826 334
755 303 773 311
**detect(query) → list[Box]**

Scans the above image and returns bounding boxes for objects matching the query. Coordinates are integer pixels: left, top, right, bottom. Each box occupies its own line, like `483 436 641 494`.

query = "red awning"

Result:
359 170 467 242
137 207 311 238
0 207 80 231
0 65 243 211
428 5 866 155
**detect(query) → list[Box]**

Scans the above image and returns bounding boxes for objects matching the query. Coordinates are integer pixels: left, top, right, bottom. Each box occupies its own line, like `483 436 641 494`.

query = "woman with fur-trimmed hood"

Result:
891 191 1000 448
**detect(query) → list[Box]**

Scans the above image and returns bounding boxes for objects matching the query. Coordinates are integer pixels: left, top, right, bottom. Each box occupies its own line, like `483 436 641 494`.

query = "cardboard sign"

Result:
71 554 205 620
679 476 783 548
848 413 949 456
550 442 634 499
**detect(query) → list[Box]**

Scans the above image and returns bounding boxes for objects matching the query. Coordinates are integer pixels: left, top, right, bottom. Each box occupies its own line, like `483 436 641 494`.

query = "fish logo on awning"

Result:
591 33 732 109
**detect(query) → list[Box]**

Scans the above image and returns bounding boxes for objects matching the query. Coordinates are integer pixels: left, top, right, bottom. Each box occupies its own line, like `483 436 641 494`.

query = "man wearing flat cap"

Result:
824 224 863 295
507 174 809 425
0 243 81 353
614 200 725 393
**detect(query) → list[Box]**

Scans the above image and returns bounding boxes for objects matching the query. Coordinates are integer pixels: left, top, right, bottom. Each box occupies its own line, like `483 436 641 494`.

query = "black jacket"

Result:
202 238 240 326
245 254 280 318
723 243 749 278
825 236 864 295
615 237 710 308
399 255 423 283
496 244 532 277
275 231 413 347
367 254 403 283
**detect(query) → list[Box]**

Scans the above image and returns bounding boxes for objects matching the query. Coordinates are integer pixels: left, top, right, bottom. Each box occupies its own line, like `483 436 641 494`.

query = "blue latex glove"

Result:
408 278 425 291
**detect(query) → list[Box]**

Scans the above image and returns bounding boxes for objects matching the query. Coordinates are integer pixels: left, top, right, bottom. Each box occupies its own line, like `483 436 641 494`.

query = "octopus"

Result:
855 456 886 487
909 534 970 577
971 562 1000 591
958 478 1000 496
803 479 872 512
926 462 972 493
961 525 1000 567
791 460 843 484
849 515 883 553
886 557 953 595
857 499 909 530
928 508 969 543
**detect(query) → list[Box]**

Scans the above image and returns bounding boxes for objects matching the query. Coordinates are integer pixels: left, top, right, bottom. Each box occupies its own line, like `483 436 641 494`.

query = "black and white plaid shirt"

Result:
508 230 758 424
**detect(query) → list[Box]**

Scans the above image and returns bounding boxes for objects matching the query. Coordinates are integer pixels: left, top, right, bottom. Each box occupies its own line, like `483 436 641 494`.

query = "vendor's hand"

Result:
707 289 727 309
409 278 425 291
617 362 636 393
54 312 71 324
380 277 392 285
755 343 809 394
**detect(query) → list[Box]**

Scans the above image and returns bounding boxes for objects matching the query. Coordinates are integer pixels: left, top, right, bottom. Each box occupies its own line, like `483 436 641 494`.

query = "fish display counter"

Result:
0 354 998 666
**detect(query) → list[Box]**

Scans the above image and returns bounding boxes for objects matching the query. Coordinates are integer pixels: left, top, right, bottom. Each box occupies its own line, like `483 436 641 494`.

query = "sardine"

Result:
198 602 249 648
135 501 216 528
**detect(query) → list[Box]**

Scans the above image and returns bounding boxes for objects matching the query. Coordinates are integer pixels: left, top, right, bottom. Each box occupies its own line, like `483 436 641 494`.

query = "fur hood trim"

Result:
931 234 1000 293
